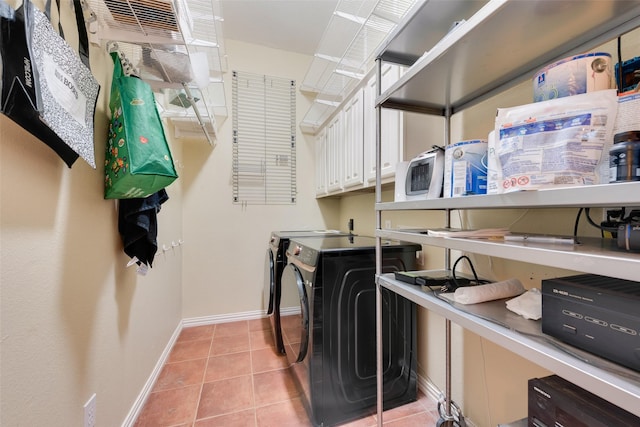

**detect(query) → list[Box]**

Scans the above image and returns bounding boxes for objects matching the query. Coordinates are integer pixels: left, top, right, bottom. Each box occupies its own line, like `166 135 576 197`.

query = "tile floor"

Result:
133 317 439 427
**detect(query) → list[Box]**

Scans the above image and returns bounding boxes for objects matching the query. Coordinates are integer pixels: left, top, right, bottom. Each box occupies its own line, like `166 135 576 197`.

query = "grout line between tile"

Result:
191 330 214 425
249 337 259 426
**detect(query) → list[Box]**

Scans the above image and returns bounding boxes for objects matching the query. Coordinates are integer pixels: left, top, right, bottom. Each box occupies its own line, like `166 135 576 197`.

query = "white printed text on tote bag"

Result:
42 53 87 125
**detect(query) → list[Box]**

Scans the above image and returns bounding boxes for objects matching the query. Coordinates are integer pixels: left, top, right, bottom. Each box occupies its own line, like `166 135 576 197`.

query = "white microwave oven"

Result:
395 148 444 202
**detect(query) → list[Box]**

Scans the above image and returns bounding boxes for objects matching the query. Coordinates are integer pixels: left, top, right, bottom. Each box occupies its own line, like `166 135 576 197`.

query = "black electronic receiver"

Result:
528 375 640 427
417 276 470 289
393 271 425 285
542 273 640 372
394 270 476 291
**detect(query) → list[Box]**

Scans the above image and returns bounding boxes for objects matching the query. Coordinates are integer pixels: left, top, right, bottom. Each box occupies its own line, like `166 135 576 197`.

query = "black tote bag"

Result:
0 0 84 167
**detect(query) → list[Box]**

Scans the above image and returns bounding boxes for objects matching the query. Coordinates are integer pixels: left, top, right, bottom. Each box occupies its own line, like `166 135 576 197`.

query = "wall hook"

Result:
106 40 119 53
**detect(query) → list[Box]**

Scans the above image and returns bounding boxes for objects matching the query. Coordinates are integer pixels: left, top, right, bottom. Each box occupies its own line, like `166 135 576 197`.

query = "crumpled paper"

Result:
506 288 542 320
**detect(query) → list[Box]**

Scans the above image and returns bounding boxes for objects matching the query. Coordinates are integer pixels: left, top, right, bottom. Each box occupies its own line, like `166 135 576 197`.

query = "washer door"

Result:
264 248 275 315
281 263 309 363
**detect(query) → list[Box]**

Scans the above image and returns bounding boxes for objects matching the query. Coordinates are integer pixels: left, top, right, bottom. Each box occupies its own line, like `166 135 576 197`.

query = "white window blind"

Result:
232 71 296 205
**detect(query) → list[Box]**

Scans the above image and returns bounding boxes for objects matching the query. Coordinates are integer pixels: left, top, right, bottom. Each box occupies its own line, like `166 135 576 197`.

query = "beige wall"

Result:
180 39 341 319
0 15 183 427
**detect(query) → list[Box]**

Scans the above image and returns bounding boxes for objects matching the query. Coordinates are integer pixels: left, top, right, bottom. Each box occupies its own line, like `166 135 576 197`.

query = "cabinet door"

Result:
326 112 343 193
342 88 364 189
315 128 327 196
364 65 403 184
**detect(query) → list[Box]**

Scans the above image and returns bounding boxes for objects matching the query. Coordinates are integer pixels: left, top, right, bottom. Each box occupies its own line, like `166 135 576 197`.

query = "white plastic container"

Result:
443 139 488 198
533 52 613 102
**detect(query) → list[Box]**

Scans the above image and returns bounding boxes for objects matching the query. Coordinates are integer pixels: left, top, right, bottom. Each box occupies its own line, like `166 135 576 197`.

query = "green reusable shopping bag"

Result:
104 52 177 199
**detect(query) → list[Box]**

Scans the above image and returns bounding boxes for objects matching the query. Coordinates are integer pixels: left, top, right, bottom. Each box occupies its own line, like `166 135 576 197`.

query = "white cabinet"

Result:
326 112 344 193
313 63 404 198
364 65 403 184
342 88 364 189
313 84 368 195
315 128 327 196
374 0 640 421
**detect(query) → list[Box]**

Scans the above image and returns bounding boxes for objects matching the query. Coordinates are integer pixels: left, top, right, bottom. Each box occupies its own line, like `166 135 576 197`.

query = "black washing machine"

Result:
282 235 420 427
265 230 351 354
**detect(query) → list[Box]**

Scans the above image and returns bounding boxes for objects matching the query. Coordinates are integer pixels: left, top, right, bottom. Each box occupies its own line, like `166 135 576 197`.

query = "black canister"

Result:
609 131 640 182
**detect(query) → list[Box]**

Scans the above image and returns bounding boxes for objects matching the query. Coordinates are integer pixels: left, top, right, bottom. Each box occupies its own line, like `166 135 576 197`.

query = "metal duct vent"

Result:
99 0 185 40
87 0 228 144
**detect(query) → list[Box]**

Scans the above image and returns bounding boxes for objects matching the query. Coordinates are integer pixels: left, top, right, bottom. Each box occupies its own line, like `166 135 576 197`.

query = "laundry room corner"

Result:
180 38 341 321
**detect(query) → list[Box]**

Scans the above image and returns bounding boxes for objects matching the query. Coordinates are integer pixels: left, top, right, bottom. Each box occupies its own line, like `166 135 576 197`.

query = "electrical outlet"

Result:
384 220 392 229
84 394 96 427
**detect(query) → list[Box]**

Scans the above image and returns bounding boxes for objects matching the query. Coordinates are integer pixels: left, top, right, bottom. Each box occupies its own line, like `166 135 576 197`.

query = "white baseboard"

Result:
121 321 184 427
417 375 478 427
280 306 301 316
182 309 267 328
181 307 300 328
417 374 442 403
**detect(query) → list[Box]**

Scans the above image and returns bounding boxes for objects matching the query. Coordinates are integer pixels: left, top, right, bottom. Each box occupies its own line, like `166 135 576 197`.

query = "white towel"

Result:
453 278 525 305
